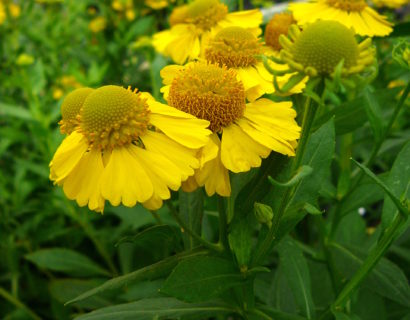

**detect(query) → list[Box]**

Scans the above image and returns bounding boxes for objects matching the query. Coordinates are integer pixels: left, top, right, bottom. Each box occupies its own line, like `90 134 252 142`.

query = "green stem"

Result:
238 0 244 11
150 210 163 225
247 308 272 320
217 195 229 249
0 287 42 320
331 211 407 312
252 94 318 266
166 201 223 252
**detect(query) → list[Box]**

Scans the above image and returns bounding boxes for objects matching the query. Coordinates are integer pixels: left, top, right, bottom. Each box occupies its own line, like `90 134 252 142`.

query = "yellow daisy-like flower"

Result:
289 0 393 37
269 20 375 92
89 16 107 33
0 2 6 25
204 26 274 102
264 12 307 95
372 0 409 9
153 0 262 65
160 62 301 196
144 0 175 10
50 86 211 212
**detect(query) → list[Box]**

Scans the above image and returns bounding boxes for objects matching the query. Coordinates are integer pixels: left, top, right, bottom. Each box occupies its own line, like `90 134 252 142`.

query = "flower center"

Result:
80 85 150 150
168 63 246 133
265 13 295 51
325 0 366 11
292 20 359 75
169 0 227 31
60 87 94 134
205 26 262 68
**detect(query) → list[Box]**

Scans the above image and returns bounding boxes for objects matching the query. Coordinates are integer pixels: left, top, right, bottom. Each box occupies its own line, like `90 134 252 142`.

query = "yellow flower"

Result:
204 26 274 102
112 0 135 21
145 0 174 10
264 13 307 95
50 86 211 212
160 62 301 196
89 16 107 33
372 0 409 8
153 0 262 64
289 0 393 37
8 3 20 18
269 20 375 92
16 53 35 66
0 3 6 25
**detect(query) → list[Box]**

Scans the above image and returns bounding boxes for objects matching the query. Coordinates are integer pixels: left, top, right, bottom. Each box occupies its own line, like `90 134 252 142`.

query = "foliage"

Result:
0 1 409 320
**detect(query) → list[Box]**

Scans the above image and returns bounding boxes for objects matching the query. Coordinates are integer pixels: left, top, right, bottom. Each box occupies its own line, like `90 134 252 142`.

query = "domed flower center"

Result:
60 87 94 134
168 63 246 133
169 0 227 31
292 20 359 75
326 0 366 11
80 85 150 150
265 13 295 51
205 26 262 68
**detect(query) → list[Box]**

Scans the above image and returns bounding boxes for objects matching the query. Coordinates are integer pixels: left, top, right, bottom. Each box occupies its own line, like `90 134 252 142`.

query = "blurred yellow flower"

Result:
112 0 135 21
50 85 211 212
16 53 35 66
160 62 300 196
0 3 6 25
145 0 174 10
289 0 393 37
372 0 409 8
52 76 83 100
153 0 262 64
89 16 107 33
8 3 20 18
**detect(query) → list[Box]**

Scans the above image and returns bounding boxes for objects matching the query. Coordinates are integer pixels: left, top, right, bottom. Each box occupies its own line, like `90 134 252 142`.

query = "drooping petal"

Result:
101 146 154 207
62 148 105 212
220 123 270 173
49 131 88 183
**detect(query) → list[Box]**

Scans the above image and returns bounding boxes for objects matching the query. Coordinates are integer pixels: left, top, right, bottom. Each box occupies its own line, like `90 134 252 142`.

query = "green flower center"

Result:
292 20 359 75
80 85 150 150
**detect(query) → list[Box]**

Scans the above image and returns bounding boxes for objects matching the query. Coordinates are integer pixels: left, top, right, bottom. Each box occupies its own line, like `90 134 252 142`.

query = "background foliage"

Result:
0 0 409 319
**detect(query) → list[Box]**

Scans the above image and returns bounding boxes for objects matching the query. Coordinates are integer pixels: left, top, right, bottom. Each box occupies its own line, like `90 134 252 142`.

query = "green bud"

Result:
254 202 274 228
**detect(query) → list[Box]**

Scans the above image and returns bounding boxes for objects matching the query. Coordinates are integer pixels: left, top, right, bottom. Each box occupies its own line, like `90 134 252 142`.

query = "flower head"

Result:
265 12 295 52
269 20 374 91
153 0 262 64
289 0 393 37
161 62 301 196
50 85 211 212
204 26 274 101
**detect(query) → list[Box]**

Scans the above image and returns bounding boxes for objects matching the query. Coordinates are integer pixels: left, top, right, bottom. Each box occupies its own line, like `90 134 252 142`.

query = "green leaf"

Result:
277 238 316 319
228 213 255 267
352 158 409 218
25 249 110 277
381 141 410 229
304 203 323 215
389 21 410 37
161 256 244 302
250 306 307 320
66 248 208 305
330 243 410 307
179 189 204 250
49 279 111 309
116 225 181 249
0 102 33 121
268 166 313 188
363 87 385 143
74 297 234 320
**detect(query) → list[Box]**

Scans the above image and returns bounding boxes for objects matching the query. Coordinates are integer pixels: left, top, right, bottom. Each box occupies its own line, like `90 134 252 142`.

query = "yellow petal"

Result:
50 131 88 183
220 123 270 173
141 130 199 180
101 146 154 207
62 148 105 212
221 9 263 29
148 100 211 149
195 135 231 197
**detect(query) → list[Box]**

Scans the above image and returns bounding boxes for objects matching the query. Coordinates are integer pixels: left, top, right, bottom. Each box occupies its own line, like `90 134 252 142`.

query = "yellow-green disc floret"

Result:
291 20 359 75
60 87 94 134
80 85 150 150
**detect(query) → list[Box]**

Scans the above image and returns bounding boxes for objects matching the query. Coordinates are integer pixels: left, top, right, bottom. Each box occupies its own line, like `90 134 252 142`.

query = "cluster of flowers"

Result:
50 0 395 212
